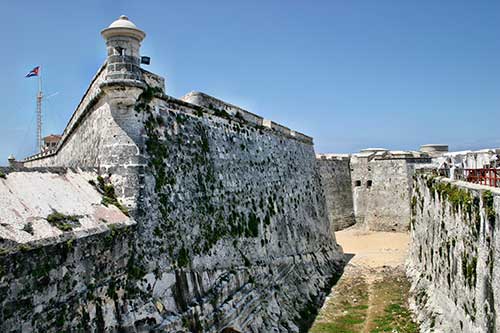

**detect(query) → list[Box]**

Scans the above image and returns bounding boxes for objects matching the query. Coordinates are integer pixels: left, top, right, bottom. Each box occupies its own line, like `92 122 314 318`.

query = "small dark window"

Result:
115 47 125 56
355 180 361 187
367 180 373 188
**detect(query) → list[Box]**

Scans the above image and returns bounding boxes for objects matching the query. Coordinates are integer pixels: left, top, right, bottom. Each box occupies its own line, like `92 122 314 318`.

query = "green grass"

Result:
370 302 418 333
368 272 419 333
309 276 369 333
310 270 419 333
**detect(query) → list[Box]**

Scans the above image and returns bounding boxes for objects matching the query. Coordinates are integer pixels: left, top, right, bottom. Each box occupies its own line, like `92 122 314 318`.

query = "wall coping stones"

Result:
179 91 313 145
0 169 135 254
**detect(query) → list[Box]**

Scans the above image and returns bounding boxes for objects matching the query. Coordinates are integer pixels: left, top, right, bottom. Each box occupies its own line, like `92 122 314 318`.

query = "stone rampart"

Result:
0 167 136 332
407 173 500 332
316 154 355 231
0 224 134 332
350 158 420 231
6 70 343 331
181 91 313 145
119 91 343 331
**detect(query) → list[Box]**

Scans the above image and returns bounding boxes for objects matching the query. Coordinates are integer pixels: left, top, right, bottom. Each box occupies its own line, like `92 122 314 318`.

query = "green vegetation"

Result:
370 303 418 333
177 247 190 267
134 86 162 113
422 175 482 237
22 222 34 235
194 107 204 117
207 103 231 119
0 171 6 179
46 211 80 231
411 195 418 216
310 271 418 333
127 255 146 280
310 275 369 333
462 252 477 288
483 190 496 227
137 84 273 262
431 181 474 214
90 176 129 216
368 272 418 333
246 212 260 238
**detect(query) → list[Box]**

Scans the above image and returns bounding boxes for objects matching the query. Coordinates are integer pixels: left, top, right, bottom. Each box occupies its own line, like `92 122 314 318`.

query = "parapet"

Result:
0 167 134 253
316 153 351 161
180 91 313 145
142 69 165 92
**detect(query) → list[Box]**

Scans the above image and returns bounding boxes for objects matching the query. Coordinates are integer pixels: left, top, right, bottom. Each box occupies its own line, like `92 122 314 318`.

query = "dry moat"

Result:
310 228 419 333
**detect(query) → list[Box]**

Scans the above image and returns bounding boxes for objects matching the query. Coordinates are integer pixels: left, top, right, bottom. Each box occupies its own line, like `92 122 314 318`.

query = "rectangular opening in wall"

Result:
355 180 361 187
367 180 372 188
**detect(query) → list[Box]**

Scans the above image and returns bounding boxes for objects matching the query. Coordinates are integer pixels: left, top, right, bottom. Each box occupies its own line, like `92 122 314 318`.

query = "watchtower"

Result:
101 15 146 82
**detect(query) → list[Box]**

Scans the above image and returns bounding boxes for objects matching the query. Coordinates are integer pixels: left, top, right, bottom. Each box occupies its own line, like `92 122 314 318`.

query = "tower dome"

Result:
109 15 139 29
101 15 145 41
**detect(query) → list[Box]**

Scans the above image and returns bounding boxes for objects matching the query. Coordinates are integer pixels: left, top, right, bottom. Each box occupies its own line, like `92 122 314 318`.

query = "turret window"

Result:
115 47 125 56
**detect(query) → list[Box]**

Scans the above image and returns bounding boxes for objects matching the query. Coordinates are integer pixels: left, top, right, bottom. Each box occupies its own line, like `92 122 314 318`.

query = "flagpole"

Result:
36 66 43 152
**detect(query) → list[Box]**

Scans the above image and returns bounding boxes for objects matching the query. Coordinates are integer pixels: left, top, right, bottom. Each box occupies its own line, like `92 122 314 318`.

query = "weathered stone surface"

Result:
0 168 134 249
316 155 355 231
407 174 500 332
351 157 414 231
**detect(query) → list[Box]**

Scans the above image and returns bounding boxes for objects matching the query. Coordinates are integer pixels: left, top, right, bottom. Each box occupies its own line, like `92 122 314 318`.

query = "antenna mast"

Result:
36 69 43 152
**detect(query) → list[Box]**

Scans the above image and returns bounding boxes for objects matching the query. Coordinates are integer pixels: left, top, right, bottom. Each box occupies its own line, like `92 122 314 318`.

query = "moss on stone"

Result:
177 247 190 267
483 190 496 227
411 195 418 216
91 176 129 216
462 252 478 288
47 211 80 231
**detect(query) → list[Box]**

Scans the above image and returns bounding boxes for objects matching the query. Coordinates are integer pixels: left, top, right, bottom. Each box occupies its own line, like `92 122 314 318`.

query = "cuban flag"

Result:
25 66 40 78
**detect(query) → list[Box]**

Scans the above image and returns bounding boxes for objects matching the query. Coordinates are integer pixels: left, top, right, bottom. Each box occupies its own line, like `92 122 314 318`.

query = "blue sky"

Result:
1 0 499 163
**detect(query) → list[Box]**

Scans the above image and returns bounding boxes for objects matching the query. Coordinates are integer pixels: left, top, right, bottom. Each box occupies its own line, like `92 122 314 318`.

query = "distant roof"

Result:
420 144 448 147
389 150 412 155
43 134 62 142
359 148 388 153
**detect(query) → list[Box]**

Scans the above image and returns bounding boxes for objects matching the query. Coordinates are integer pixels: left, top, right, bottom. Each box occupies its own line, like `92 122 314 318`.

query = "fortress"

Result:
0 16 343 332
1 15 500 333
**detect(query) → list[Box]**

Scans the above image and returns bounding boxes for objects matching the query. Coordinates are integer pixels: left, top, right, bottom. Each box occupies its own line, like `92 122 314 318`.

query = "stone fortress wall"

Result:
317 146 499 233
1 16 344 333
407 173 500 333
350 156 431 231
317 149 431 232
316 154 355 231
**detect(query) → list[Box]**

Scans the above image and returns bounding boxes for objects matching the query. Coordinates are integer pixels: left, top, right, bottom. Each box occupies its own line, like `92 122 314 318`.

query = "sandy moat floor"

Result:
310 228 419 333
